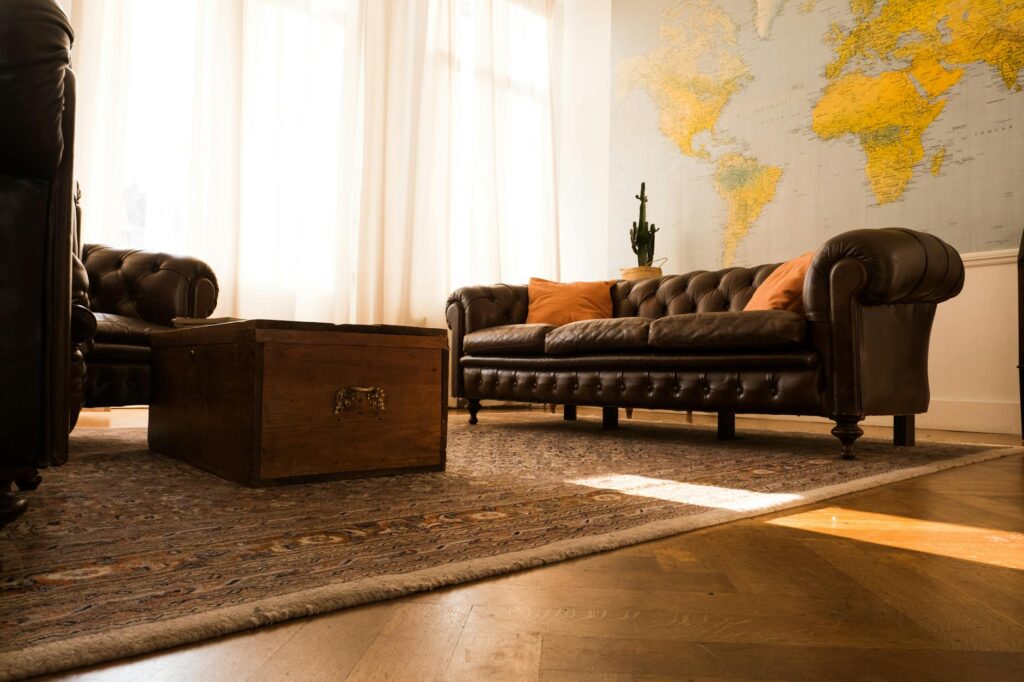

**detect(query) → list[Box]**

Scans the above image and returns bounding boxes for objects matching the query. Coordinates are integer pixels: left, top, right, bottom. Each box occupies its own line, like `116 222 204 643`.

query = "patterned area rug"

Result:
0 415 1015 679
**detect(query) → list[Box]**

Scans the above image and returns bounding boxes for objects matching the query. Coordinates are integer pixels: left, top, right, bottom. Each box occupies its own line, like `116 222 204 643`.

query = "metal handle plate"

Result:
334 386 386 418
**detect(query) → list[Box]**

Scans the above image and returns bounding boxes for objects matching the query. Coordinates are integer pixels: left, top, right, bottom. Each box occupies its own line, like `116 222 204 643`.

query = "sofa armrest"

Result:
70 303 97 345
803 228 964 321
803 228 964 417
82 244 220 326
445 284 529 397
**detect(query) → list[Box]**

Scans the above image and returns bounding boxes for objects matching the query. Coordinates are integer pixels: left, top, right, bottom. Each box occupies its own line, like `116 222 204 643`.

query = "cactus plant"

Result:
630 182 659 266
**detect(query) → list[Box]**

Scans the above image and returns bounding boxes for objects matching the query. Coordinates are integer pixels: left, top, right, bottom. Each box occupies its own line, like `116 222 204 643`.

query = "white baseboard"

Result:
912 399 1020 435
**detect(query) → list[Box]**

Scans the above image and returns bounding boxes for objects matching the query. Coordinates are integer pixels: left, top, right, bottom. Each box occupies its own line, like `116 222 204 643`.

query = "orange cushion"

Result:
526 278 615 327
744 252 815 314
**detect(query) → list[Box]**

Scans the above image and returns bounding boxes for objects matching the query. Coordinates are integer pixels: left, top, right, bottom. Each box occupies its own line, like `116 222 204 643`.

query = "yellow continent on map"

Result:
714 154 783 267
622 0 782 265
813 70 945 203
814 0 1024 204
620 0 750 160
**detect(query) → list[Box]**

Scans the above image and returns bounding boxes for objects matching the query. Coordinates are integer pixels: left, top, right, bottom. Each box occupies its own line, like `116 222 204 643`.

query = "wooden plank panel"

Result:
345 603 469 681
259 343 444 479
148 342 256 484
539 635 1024 682
803 536 1024 652
462 602 937 649
444 631 542 681
256 329 447 350
246 605 393 682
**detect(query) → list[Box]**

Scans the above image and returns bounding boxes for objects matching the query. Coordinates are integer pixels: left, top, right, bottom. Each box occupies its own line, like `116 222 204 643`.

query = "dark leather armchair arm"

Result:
81 244 219 326
802 227 964 417
445 284 529 397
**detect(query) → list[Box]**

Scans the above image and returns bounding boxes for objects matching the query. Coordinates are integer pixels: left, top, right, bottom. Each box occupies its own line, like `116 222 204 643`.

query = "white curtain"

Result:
71 0 598 327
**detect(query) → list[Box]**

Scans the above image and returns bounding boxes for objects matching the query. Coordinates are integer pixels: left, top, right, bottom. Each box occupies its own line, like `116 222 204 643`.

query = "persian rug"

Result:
0 415 1016 679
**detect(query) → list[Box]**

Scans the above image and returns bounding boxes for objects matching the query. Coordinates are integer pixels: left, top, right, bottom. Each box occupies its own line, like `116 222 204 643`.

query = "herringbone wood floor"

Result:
51 408 1024 681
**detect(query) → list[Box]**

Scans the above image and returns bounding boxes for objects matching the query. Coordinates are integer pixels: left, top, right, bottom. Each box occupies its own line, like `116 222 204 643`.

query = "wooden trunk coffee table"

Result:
148 320 448 486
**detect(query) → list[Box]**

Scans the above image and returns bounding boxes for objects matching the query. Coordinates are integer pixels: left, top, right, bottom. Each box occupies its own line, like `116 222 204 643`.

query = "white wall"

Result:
914 250 1020 435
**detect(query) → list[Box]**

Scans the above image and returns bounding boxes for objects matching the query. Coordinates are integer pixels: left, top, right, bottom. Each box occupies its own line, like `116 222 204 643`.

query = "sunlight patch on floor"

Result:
569 474 803 511
768 506 1024 570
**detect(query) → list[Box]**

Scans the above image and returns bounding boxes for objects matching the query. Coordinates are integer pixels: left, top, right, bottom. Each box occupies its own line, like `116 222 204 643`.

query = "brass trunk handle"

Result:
334 386 386 418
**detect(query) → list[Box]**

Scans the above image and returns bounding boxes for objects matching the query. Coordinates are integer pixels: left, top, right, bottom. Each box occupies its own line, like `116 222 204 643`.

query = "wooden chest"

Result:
148 320 448 486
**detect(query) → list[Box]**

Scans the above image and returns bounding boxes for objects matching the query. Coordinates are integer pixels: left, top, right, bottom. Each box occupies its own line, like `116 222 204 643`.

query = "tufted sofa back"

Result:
611 265 781 318
448 264 784 336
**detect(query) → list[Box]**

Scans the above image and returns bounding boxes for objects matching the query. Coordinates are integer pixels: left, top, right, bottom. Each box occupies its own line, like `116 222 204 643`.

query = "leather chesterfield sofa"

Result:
446 228 965 458
73 239 219 408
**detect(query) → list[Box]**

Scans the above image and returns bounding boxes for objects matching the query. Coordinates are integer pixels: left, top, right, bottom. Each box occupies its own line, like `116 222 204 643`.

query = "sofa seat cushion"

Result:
93 312 172 344
545 317 650 355
649 310 807 351
464 323 555 355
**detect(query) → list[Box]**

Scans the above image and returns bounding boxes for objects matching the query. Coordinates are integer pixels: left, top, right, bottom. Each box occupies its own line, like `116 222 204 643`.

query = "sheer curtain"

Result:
71 0 583 327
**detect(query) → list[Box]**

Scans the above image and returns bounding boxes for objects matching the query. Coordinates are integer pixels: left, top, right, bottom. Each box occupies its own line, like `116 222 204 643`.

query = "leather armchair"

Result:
77 240 220 407
0 0 77 527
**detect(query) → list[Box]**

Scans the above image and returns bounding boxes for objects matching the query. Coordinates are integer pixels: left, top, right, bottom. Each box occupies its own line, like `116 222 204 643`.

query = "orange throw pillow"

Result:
526 278 615 326
744 251 815 313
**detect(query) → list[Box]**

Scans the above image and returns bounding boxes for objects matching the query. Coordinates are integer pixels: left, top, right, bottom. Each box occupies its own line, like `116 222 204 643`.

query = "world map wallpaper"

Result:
609 0 1024 271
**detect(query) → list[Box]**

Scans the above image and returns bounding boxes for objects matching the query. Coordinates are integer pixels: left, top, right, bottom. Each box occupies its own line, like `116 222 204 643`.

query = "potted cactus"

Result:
620 182 663 281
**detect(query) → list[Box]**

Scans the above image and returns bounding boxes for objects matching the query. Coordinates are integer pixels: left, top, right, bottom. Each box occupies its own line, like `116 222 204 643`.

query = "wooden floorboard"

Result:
52 408 1024 681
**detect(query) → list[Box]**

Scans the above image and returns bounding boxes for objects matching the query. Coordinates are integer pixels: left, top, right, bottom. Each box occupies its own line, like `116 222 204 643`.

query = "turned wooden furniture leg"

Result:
563 405 577 421
717 412 736 440
0 480 28 529
467 399 481 425
832 416 864 460
15 471 42 491
602 406 619 430
894 415 915 446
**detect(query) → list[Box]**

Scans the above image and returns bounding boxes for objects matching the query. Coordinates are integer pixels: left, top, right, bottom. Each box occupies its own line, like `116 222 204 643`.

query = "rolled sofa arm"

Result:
804 227 964 321
445 284 529 397
82 244 220 326
802 227 965 418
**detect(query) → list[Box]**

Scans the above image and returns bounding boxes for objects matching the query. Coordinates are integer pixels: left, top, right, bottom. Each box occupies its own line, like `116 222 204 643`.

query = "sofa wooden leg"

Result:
602 406 619 430
0 480 28 530
15 471 41 492
894 415 915 446
717 412 736 440
467 399 481 425
831 416 864 460
564 405 577 421
625 408 634 419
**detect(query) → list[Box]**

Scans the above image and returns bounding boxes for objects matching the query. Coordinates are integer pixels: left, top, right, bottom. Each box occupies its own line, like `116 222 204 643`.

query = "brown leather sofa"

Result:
1 0 79 526
446 228 965 458
72 209 219 407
